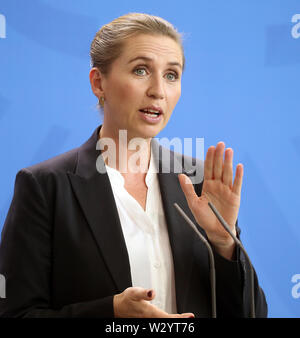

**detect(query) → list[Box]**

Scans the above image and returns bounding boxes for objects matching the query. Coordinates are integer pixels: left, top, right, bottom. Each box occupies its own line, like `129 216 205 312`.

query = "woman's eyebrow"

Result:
128 56 182 69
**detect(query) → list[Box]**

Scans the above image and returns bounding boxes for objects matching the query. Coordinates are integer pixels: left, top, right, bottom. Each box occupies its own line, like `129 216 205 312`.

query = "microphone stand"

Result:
207 201 256 318
174 203 217 318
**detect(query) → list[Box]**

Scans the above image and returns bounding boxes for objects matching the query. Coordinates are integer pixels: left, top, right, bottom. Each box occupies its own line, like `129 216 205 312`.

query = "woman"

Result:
0 13 267 318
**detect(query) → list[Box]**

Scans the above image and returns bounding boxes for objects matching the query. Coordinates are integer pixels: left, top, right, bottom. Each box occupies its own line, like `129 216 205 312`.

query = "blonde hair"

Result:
90 13 185 75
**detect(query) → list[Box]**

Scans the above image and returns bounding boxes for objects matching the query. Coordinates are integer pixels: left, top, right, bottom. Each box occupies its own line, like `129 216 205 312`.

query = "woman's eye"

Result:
134 68 147 76
165 72 177 81
134 68 178 81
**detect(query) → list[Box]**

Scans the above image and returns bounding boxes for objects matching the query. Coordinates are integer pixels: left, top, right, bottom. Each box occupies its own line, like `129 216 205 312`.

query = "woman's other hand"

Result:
113 287 194 318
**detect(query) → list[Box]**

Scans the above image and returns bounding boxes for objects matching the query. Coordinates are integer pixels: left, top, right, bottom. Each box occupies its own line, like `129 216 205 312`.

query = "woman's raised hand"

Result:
179 142 244 260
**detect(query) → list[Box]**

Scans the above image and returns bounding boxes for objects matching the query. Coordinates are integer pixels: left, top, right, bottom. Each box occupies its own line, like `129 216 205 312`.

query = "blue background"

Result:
0 0 299 317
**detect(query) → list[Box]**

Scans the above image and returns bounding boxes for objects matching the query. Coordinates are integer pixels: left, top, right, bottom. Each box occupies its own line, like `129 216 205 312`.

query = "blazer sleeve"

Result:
193 180 268 318
0 169 114 318
212 246 268 318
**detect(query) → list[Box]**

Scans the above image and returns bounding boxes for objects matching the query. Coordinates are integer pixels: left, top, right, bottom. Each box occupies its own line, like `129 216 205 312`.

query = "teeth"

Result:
143 109 159 114
144 112 158 117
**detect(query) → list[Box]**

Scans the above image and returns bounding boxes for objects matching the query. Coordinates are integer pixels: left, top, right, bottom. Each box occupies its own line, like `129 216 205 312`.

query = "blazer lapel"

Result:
67 127 132 293
158 173 195 312
152 139 205 312
153 141 207 313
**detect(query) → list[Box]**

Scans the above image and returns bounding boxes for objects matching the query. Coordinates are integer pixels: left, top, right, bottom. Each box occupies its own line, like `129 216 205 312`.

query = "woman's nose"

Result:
146 76 165 100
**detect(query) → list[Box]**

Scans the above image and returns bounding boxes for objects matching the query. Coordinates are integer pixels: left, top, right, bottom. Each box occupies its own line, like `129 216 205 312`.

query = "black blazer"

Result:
0 126 267 318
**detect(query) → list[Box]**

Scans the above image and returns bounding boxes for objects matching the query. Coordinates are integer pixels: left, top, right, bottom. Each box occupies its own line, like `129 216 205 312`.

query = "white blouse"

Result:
105 148 177 314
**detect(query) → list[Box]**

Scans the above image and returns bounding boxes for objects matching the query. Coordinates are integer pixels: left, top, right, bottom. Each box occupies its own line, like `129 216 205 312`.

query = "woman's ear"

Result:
89 67 105 100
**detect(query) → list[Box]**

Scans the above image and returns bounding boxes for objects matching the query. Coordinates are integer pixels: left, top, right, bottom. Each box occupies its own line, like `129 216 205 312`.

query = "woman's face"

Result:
99 34 183 140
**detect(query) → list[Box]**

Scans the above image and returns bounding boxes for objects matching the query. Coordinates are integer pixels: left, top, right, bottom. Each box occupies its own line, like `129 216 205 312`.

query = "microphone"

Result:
173 203 217 318
207 201 255 318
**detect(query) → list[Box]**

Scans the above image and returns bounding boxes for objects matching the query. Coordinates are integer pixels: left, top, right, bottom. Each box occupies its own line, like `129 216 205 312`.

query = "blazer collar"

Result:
68 126 203 310
68 126 131 293
72 125 199 180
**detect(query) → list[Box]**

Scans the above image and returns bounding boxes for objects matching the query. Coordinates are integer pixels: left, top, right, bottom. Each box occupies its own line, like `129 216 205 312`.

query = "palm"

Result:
179 142 243 248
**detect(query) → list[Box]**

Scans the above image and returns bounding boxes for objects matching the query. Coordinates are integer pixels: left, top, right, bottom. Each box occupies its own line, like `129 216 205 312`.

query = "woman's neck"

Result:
98 126 152 174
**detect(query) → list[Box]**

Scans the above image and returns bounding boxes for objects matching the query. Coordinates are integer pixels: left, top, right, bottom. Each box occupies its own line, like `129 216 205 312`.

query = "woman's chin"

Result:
137 125 163 139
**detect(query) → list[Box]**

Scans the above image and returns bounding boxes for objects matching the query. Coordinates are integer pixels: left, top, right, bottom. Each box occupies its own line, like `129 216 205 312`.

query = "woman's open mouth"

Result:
139 107 163 124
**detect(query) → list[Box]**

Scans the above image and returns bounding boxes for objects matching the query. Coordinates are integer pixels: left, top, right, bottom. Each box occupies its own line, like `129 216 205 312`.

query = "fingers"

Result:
222 148 233 187
178 173 198 207
232 163 243 195
148 305 195 318
129 287 155 302
204 143 226 181
169 313 195 318
204 146 215 180
115 287 195 318
204 142 243 193
213 142 225 180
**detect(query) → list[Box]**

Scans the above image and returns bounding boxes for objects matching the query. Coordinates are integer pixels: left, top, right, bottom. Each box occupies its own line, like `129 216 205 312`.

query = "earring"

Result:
99 96 105 107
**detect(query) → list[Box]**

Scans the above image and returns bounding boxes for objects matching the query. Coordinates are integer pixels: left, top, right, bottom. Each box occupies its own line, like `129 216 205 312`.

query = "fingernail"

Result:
147 290 152 298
